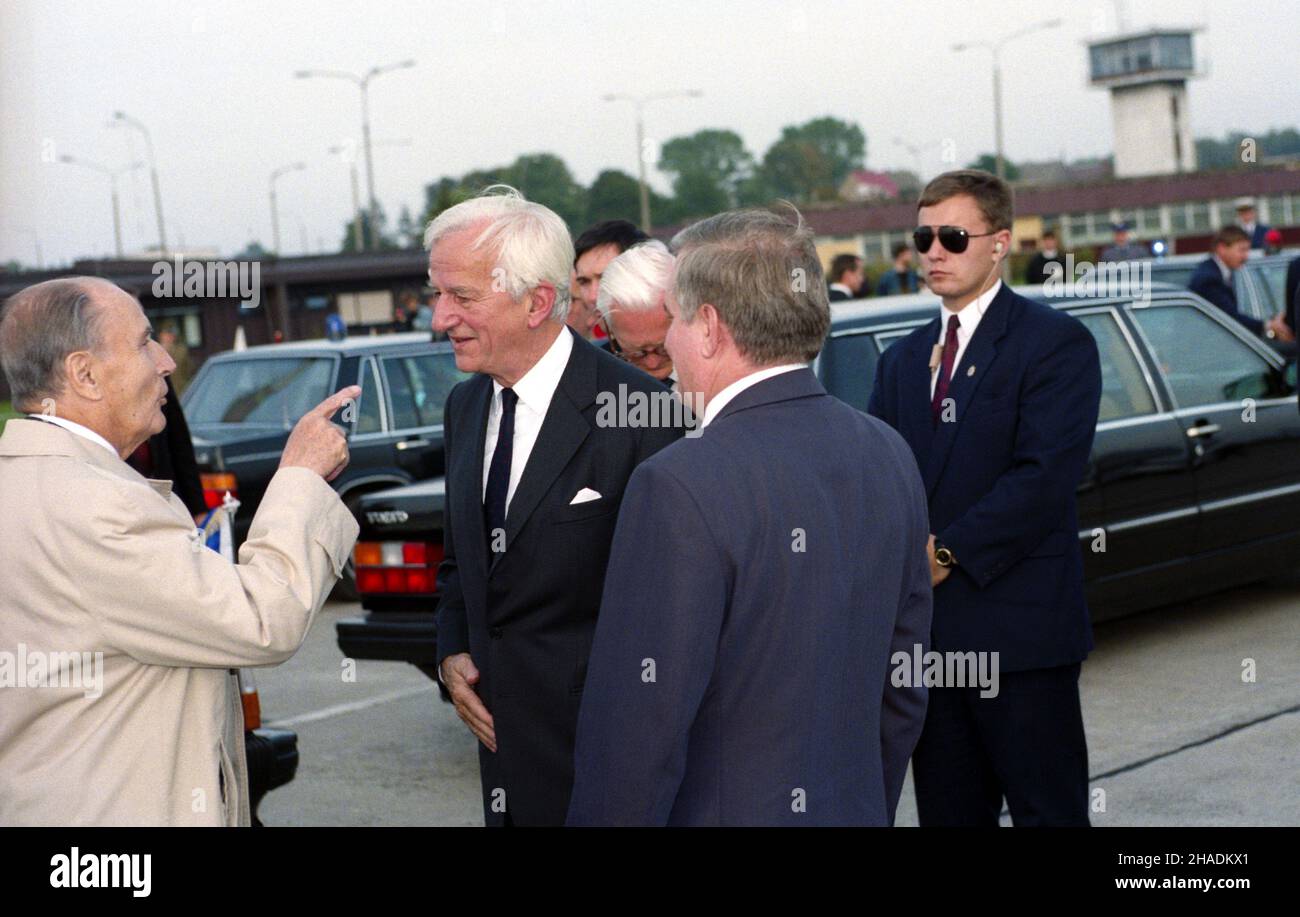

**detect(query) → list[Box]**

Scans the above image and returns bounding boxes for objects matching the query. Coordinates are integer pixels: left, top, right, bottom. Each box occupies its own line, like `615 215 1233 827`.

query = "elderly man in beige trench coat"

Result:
0 277 360 826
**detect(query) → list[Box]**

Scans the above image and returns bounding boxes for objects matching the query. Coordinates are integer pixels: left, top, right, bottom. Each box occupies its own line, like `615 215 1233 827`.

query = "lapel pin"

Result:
967 365 976 377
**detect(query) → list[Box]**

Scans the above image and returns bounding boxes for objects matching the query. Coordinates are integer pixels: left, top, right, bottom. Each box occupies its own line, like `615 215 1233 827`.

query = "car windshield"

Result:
184 357 334 428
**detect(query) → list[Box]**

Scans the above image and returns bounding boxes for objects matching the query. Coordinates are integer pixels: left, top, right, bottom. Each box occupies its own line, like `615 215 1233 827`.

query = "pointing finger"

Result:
313 385 363 420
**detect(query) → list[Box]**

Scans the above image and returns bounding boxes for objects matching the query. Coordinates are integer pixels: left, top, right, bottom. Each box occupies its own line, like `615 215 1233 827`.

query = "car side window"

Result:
382 353 471 429
1131 304 1287 407
819 332 880 412
1250 262 1287 314
1071 311 1156 422
354 358 383 434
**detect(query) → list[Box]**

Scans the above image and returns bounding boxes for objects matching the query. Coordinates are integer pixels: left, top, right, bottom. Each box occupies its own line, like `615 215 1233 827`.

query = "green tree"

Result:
1195 128 1300 170
658 129 755 215
966 154 1021 180
885 169 922 199
420 176 474 227
339 204 398 253
586 169 643 224
505 152 588 231
395 205 420 249
759 138 837 202
420 154 588 232
757 117 866 202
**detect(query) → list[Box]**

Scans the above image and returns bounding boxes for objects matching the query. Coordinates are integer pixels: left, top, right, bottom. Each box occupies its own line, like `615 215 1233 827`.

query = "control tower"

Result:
1087 29 1199 178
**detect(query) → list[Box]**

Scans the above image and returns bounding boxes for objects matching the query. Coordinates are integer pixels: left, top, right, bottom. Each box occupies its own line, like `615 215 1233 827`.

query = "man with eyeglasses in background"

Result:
868 169 1102 827
596 240 676 384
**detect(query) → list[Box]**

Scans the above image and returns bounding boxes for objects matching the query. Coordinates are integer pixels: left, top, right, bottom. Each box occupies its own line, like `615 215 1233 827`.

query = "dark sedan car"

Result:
181 332 469 596
336 283 1300 677
1143 249 1297 350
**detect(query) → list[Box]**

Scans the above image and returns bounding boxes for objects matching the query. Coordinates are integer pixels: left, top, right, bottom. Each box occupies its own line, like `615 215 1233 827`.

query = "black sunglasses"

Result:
913 225 998 254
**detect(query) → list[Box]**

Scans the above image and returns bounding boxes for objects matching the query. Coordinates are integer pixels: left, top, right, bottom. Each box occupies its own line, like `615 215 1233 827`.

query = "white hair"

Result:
595 240 675 319
423 184 573 321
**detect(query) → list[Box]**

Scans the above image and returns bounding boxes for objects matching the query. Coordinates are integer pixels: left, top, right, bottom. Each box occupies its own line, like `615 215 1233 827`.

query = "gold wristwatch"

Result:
934 543 957 568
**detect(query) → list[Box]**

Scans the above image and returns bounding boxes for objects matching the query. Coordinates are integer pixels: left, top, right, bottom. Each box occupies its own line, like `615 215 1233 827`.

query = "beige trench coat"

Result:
0 418 358 825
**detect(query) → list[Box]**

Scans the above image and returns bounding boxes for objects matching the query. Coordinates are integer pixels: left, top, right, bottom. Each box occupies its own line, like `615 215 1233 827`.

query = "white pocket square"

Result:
570 487 602 505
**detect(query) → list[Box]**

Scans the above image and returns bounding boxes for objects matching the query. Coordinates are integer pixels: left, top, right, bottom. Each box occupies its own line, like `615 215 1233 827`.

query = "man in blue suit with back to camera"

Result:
566 207 934 826
868 169 1102 826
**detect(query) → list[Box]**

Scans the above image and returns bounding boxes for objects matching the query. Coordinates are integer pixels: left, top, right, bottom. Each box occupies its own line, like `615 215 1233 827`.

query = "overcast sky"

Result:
2 0 1297 266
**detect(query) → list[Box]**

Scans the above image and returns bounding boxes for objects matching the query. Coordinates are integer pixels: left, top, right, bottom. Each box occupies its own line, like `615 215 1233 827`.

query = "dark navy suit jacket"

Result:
566 368 933 826
868 284 1101 673
1188 257 1263 336
434 329 681 826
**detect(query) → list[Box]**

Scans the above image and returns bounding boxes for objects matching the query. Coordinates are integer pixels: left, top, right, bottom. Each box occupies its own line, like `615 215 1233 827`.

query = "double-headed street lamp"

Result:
603 90 703 232
57 155 144 258
296 60 415 249
270 162 306 255
953 18 1063 182
110 111 168 254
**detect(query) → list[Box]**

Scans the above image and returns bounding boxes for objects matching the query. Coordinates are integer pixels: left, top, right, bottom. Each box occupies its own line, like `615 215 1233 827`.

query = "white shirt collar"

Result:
492 324 573 412
939 279 1000 336
829 283 854 297
27 413 119 457
701 364 804 429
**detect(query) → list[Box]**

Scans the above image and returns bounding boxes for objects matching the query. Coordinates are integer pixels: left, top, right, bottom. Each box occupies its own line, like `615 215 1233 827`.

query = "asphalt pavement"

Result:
255 569 1300 826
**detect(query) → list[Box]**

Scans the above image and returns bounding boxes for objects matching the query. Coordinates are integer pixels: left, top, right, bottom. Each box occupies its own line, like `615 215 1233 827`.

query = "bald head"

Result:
0 276 175 457
0 277 109 412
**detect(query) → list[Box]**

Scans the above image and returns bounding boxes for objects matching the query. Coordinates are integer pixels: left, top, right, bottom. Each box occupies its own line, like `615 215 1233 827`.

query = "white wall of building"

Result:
1111 82 1197 179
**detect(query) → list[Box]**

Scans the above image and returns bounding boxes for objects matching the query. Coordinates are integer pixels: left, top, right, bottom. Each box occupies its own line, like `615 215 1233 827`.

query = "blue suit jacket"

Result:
566 369 933 826
1188 257 1263 336
868 284 1101 672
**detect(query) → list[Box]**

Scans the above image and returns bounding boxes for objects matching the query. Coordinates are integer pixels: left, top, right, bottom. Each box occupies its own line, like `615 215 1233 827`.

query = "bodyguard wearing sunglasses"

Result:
868 170 1102 826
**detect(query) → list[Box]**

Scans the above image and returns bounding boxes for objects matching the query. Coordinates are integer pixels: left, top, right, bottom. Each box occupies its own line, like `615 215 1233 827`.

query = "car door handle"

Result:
395 438 431 451
1185 422 1221 439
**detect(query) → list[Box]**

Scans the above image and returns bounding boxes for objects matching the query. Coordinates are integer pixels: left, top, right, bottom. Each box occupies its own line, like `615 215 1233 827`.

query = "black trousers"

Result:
912 662 1091 826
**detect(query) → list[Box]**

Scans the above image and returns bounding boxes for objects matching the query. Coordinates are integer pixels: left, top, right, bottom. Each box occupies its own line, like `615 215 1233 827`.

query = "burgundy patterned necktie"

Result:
930 314 961 427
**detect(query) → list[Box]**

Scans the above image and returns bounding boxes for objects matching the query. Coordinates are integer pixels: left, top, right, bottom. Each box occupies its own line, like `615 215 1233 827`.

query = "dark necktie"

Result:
484 388 518 547
930 314 961 427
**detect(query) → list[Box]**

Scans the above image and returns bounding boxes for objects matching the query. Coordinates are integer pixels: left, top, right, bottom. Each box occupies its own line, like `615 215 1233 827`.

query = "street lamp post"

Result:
8 227 44 270
328 145 364 252
603 90 703 232
58 155 144 258
296 60 415 249
329 138 411 252
270 163 306 255
110 111 167 254
953 18 1062 182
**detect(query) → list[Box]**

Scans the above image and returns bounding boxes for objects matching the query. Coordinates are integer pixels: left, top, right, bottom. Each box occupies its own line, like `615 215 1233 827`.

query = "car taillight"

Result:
354 540 444 595
201 472 239 509
238 669 261 730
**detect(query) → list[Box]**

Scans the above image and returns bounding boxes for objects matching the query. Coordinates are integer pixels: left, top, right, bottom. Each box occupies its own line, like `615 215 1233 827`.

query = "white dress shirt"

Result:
27 413 118 457
930 280 1001 398
1212 255 1233 287
701 364 805 429
481 326 573 512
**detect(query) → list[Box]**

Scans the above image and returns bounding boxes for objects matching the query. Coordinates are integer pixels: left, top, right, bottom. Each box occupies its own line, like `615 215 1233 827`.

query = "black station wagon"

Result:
182 331 470 597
